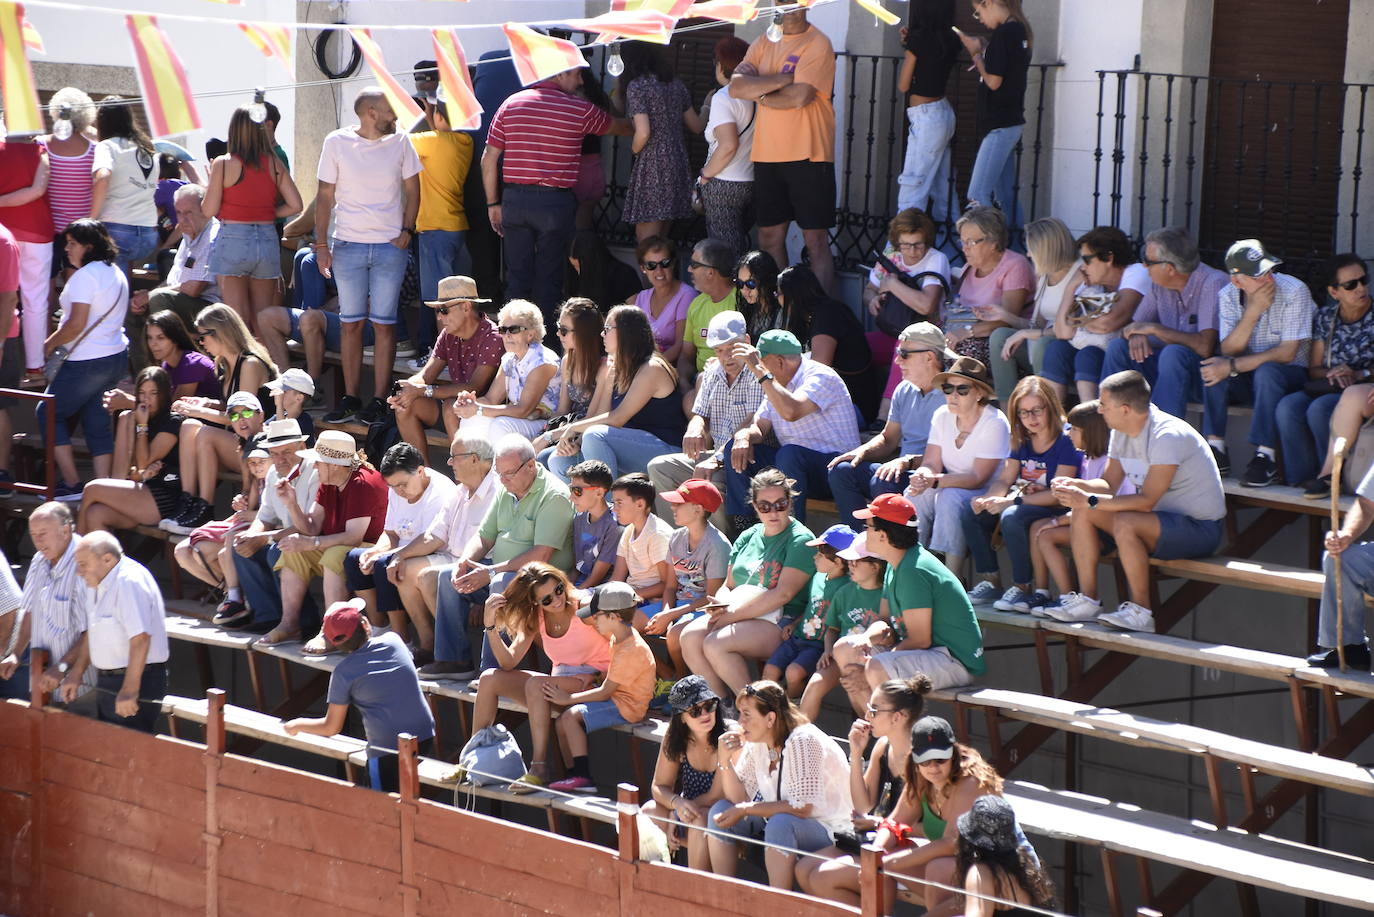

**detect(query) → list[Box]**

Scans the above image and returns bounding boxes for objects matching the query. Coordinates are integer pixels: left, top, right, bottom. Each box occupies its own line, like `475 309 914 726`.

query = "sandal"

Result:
254 627 302 647
301 631 332 655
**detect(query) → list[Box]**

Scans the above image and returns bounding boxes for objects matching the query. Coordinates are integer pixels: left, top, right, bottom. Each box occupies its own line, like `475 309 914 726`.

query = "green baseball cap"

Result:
757 329 803 356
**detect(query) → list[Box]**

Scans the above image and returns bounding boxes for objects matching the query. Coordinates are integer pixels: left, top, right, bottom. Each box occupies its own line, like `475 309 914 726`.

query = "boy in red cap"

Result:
645 479 731 674
284 598 435 791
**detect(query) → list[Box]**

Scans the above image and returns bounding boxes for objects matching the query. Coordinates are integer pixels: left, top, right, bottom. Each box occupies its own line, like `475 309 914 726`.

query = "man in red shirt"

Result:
0 136 52 378
481 63 630 340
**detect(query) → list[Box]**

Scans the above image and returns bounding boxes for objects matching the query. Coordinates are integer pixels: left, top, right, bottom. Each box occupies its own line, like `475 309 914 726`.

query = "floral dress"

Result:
623 76 694 223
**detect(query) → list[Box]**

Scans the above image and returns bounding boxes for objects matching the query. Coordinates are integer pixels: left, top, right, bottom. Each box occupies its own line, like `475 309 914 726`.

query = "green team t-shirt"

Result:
825 580 885 636
883 544 986 676
793 571 845 642
729 518 817 623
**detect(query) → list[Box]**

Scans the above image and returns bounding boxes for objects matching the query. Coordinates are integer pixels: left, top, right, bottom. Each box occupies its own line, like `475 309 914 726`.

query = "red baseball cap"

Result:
323 598 366 645
662 479 723 514
852 493 918 527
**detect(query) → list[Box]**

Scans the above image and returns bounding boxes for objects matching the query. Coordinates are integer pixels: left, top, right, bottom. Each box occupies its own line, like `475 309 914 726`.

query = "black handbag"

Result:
874 252 953 338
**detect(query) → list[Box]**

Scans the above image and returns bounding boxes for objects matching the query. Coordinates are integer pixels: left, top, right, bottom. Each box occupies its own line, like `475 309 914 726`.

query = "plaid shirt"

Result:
1217 272 1315 367
756 357 862 455
693 363 765 451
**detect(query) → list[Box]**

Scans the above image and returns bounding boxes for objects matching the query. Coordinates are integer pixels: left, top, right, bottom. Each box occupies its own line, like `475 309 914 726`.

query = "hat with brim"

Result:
837 530 879 561
805 523 858 551
261 417 309 447
956 795 1020 856
266 367 316 397
575 581 639 618
853 493 918 527
668 675 720 715
932 356 994 398
425 274 492 308
298 429 358 466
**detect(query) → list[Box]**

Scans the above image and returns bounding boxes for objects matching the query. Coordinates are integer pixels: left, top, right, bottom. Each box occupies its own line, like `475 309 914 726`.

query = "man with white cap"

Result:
264 367 317 440
226 418 320 632
647 310 762 534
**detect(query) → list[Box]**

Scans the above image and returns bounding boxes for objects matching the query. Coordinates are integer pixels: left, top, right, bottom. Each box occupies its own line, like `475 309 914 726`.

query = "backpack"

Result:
363 417 402 467
452 724 527 789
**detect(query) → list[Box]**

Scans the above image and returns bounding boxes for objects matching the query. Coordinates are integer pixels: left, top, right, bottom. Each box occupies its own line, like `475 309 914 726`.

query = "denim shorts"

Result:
332 239 410 325
766 636 824 673
209 222 282 279
104 222 159 274
571 699 632 732
1152 512 1224 560
289 308 374 351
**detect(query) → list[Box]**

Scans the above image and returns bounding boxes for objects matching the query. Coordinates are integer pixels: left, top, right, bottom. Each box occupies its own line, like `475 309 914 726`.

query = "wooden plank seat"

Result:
1038 620 1303 684
1223 479 1356 517
314 417 451 449
1148 555 1327 600
161 693 366 765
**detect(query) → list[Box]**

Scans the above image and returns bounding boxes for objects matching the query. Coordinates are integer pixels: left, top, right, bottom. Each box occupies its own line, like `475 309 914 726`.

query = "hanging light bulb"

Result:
248 88 268 124
51 104 74 141
0 113 7 143
766 11 784 42
606 42 625 77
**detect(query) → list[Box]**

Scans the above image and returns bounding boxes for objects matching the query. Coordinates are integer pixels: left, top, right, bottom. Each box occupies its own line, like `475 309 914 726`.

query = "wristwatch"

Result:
1012 495 1024 506
756 371 775 384
1228 357 1239 378
1087 495 1100 508
57 662 70 675
424 384 435 399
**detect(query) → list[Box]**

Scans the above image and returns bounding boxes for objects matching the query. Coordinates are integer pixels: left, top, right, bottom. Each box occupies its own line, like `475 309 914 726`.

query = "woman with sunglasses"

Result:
706 680 852 889
469 562 612 792
679 468 815 701
796 674 931 904
948 206 1035 367
630 236 694 366
905 357 1010 576
641 675 733 869
75 367 184 535
734 250 782 343
533 299 609 465
454 300 560 443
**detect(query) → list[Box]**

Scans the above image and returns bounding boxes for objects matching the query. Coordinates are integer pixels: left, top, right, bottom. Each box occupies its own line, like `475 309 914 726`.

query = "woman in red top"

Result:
203 106 303 331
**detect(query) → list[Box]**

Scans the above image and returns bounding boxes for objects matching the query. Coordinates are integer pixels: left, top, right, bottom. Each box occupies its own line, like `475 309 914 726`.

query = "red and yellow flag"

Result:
348 28 424 124
566 10 675 45
430 29 482 131
609 0 695 16
502 23 587 88
126 14 201 137
687 0 758 23
853 0 900 26
19 14 39 52
0 2 40 133
239 22 293 79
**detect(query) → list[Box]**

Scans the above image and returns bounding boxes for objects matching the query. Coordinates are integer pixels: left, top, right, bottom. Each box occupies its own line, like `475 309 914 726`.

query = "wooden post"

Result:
206 688 226 756
29 647 48 708
858 844 887 917
396 733 419 917
204 688 226 917
398 733 420 802
1331 436 1348 672
616 783 640 863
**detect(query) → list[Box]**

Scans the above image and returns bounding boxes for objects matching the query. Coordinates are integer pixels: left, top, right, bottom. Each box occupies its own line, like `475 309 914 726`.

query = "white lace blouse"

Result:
733 722 855 837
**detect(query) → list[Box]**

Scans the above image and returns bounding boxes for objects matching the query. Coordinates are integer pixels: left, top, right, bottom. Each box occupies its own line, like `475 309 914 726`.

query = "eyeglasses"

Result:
1016 406 1047 419
569 484 602 497
942 383 974 396
538 583 566 606
641 258 673 271
497 459 532 480
865 703 896 716
228 408 259 422
497 325 526 335
1141 257 1172 268
1335 274 1370 291
194 329 217 343
689 259 717 272
447 451 476 465
957 236 988 250
734 277 759 290
556 325 574 336
753 497 791 514
896 241 929 252
685 698 718 718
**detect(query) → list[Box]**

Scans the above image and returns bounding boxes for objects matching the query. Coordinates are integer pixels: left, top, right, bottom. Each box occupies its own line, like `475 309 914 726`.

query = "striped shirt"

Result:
44 140 95 234
21 537 94 692
486 84 612 188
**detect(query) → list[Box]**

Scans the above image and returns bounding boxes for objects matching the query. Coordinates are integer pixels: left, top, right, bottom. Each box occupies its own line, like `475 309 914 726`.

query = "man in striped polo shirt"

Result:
481 64 629 338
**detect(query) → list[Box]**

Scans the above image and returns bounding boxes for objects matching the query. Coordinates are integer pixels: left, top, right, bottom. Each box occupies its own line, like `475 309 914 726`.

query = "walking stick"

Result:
1332 437 1349 673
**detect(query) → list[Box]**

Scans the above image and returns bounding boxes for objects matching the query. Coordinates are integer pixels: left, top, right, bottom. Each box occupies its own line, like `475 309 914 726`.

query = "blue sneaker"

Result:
54 480 84 502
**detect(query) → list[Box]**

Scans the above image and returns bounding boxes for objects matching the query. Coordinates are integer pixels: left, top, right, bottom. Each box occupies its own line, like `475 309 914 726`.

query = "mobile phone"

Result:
390 380 404 397
951 25 965 35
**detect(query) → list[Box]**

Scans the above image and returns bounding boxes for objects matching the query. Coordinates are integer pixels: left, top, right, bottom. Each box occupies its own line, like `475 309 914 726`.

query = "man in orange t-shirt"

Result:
729 10 837 293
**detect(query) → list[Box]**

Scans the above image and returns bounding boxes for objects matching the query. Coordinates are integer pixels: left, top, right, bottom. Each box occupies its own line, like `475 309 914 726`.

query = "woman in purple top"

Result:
630 235 694 365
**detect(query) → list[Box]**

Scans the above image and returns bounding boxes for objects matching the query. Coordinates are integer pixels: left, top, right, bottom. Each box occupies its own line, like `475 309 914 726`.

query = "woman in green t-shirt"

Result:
679 468 816 704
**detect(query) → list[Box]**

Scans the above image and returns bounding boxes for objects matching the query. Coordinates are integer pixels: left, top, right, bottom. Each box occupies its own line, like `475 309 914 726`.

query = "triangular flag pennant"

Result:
430 29 482 131
125 14 201 137
686 0 758 24
501 23 587 88
19 15 40 53
565 10 675 45
852 0 900 25
349 28 424 124
0 2 41 133
239 22 293 80
609 0 695 15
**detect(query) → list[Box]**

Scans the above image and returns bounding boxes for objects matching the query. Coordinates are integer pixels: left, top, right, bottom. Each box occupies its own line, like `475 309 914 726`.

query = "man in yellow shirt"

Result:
410 102 474 360
679 238 739 387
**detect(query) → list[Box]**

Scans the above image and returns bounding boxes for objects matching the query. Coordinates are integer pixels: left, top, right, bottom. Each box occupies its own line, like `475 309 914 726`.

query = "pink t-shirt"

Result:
957 249 1036 318
634 283 695 353
540 612 612 672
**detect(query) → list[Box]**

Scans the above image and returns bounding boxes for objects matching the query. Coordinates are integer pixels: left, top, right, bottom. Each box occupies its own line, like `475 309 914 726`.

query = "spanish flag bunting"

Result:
687 0 758 24
19 14 39 53
566 10 675 45
608 0 696 17
349 28 424 124
430 29 482 131
502 23 587 88
0 2 40 133
239 22 293 79
126 14 201 137
852 0 900 25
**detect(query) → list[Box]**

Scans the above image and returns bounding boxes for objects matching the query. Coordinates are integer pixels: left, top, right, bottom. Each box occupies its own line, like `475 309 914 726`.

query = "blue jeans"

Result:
829 460 906 531
1202 362 1308 448
0 647 28 700
725 443 840 524
332 239 410 324
39 350 127 454
104 222 159 275
432 562 492 668
501 184 577 327
1320 544 1374 648
1041 340 1106 386
417 229 466 352
293 247 336 310
234 543 282 626
706 798 832 852
210 222 281 279
1276 390 1339 485
549 425 678 482
1101 339 1207 428
344 548 403 614
967 125 1023 222
959 500 1064 583
289 307 375 351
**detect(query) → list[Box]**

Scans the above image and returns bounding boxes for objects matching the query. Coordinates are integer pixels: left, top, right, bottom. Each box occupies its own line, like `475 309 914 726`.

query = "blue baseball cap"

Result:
805 524 858 551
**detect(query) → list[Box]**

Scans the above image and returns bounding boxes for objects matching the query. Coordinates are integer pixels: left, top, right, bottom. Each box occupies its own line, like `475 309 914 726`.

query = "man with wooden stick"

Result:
1311 445 1374 672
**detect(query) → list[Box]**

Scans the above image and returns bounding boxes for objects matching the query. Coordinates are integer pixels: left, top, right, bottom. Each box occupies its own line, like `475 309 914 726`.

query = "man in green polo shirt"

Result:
420 435 573 678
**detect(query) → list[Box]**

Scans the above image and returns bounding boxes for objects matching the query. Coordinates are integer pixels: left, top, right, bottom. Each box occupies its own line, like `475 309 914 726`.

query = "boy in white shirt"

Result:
610 473 672 625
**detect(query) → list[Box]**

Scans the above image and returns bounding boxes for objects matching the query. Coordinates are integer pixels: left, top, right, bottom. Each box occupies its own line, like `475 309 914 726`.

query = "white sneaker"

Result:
966 581 1001 607
993 586 1031 613
1042 592 1103 623
1098 601 1156 633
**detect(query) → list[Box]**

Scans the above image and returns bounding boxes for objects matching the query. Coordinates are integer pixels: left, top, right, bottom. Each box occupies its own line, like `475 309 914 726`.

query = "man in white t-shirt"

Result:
1046 371 1226 633
343 441 457 641
317 87 423 428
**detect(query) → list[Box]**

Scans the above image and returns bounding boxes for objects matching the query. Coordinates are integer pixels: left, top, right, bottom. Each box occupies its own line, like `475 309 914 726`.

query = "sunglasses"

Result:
685 698 718 718
942 383 974 396
641 258 673 271
228 408 259 422
753 497 791 514
569 484 603 497
538 583 566 606
896 348 929 360
1335 274 1370 291
1081 252 1102 264
734 277 759 290
557 325 574 335
497 325 526 335
194 329 217 342
689 259 717 272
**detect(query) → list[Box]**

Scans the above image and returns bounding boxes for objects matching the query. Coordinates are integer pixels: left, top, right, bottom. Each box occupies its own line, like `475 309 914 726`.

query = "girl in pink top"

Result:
469 563 612 790
631 235 694 365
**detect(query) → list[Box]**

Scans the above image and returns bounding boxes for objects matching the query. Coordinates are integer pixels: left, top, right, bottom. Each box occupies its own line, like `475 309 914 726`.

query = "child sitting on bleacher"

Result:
544 582 657 793
568 460 621 589
645 480 731 675
780 526 853 715
610 474 673 623
264 367 317 440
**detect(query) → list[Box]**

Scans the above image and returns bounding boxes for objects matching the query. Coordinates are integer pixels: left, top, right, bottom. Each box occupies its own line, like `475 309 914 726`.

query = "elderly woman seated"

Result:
453 300 561 443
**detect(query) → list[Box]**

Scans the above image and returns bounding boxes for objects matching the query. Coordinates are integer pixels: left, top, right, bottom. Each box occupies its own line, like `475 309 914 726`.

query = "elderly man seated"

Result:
419 434 573 679
127 183 221 370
